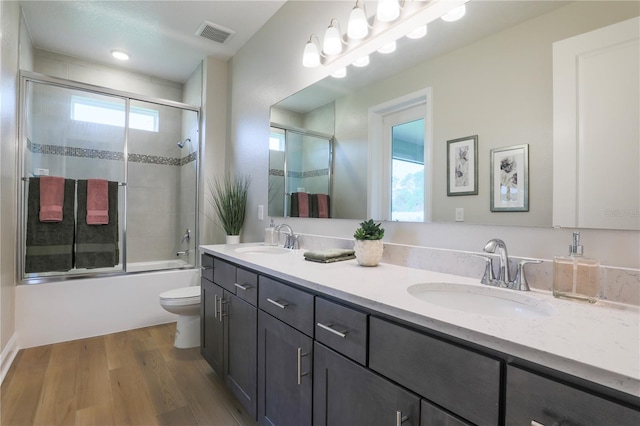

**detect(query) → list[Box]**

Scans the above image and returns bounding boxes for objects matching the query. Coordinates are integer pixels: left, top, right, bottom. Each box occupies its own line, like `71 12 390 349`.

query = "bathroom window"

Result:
269 128 286 151
71 96 159 132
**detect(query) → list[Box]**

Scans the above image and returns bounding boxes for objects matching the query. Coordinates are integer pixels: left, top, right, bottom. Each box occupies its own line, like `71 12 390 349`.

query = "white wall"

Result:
229 1 640 269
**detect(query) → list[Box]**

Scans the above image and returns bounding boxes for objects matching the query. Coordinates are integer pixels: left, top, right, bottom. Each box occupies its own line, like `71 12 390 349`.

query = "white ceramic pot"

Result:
225 235 240 244
354 239 384 267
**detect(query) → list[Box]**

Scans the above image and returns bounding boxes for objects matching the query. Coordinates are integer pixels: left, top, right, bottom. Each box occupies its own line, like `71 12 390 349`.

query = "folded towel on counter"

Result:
86 179 109 225
25 178 75 273
304 248 355 263
316 194 330 218
39 176 66 222
76 180 119 269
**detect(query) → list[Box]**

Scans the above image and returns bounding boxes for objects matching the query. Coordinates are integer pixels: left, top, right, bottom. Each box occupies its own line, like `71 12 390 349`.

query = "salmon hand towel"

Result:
39 176 65 222
317 194 329 218
298 192 310 218
87 179 109 225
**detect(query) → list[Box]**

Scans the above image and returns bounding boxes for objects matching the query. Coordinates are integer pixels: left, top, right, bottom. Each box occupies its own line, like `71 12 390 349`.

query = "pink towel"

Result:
87 179 109 225
317 194 329 218
298 192 309 218
39 176 65 222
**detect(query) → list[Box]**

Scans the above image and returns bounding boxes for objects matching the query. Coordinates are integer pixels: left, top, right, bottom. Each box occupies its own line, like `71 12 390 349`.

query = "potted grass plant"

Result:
353 219 385 266
208 173 251 244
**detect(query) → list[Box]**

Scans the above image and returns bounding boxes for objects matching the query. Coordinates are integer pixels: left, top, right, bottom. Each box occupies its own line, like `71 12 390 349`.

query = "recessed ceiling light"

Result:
111 50 130 61
441 5 466 22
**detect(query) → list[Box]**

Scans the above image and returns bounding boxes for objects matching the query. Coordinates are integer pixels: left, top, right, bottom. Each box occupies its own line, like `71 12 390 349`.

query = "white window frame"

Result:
71 95 159 132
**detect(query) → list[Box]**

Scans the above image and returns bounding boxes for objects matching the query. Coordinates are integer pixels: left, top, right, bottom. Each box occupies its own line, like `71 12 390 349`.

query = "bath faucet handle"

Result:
512 259 542 291
472 254 495 285
181 229 191 244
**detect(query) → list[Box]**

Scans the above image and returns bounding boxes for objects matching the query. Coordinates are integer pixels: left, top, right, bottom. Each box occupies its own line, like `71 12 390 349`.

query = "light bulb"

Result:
406 24 427 40
348 4 369 40
377 41 396 54
353 55 370 67
331 67 347 78
302 38 321 68
377 0 400 22
111 50 130 61
441 5 466 22
323 20 343 55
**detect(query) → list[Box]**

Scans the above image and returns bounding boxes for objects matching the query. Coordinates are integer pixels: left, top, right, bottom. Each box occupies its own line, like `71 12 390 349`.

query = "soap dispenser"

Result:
264 219 277 246
552 232 600 303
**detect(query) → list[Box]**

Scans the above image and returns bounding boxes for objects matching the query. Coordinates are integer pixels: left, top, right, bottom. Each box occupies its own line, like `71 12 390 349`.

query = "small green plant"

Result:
353 219 385 241
208 173 251 236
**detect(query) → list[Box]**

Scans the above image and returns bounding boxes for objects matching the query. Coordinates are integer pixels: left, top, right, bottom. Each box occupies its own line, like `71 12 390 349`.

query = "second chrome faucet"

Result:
475 238 540 291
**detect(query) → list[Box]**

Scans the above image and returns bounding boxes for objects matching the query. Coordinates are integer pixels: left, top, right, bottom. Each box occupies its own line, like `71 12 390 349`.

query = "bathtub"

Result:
15 263 199 349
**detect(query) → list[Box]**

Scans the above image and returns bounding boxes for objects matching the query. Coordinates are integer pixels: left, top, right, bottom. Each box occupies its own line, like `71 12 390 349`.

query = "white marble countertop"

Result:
201 243 640 398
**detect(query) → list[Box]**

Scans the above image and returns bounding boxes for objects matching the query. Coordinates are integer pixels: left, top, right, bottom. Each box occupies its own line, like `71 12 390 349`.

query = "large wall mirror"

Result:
269 1 639 229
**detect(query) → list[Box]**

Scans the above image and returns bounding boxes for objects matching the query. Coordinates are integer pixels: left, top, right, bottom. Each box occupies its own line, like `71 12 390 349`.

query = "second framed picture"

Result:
447 135 478 196
490 144 529 212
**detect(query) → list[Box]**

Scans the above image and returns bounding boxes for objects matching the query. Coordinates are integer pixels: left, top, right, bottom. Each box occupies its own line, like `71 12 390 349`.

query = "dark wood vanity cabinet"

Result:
505 365 640 426
200 254 258 420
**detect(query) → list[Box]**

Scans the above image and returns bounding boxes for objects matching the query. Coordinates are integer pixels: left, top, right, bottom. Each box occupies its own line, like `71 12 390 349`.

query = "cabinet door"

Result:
421 400 471 426
314 342 420 426
506 365 640 426
226 293 257 420
200 277 225 375
258 311 313 426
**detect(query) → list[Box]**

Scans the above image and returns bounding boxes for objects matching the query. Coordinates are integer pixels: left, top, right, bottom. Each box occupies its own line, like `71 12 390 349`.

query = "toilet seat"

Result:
159 286 201 306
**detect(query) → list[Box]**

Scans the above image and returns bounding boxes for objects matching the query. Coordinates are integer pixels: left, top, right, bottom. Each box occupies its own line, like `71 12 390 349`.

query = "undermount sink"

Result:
234 246 292 255
407 283 554 318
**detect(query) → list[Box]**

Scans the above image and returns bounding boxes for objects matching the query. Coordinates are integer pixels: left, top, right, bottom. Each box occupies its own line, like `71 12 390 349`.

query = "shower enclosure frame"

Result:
17 71 202 284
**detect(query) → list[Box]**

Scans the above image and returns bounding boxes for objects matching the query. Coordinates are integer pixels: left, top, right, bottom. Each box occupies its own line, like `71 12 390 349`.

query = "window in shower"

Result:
19 73 200 281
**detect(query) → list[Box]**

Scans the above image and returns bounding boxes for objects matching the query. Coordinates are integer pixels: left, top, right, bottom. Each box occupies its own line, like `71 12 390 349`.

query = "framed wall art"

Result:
447 135 478 196
490 144 529 212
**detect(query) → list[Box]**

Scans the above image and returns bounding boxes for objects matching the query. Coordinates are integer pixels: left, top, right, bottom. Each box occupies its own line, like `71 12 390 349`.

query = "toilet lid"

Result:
160 285 201 302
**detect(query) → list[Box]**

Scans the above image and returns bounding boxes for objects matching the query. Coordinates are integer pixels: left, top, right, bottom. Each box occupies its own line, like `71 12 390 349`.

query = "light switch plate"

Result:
455 208 464 222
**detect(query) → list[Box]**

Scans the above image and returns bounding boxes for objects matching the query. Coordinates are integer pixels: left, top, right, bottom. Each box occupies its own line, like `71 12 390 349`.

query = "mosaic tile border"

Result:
28 140 196 166
269 168 329 178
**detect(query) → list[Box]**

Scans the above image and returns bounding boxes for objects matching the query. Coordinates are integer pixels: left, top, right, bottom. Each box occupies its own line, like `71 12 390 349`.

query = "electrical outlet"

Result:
455 208 464 222
258 205 264 220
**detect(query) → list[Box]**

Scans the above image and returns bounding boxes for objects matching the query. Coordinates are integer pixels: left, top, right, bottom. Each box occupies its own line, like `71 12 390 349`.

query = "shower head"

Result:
177 138 191 148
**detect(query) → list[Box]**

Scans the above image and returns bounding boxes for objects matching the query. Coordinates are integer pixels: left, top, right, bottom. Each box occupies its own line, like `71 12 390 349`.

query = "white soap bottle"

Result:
552 232 600 303
264 219 276 246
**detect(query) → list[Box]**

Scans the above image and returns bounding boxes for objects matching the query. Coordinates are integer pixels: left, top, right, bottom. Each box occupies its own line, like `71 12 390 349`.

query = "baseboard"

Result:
0 333 19 385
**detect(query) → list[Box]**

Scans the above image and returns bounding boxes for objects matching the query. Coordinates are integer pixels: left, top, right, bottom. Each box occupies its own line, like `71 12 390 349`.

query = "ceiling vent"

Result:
196 21 235 44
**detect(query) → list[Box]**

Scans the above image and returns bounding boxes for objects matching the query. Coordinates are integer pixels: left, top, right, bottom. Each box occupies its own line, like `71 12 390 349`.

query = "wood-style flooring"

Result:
1 323 256 426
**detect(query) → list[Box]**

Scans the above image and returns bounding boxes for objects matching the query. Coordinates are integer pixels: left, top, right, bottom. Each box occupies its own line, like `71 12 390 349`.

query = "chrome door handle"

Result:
316 322 348 338
218 297 226 322
235 283 250 291
297 347 309 385
396 411 408 426
267 298 288 309
213 294 218 318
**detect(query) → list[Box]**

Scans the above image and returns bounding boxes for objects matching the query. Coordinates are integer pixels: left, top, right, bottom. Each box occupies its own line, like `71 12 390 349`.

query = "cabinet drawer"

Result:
506 365 640 426
201 254 214 282
315 297 367 365
259 276 314 336
235 268 258 306
421 400 471 426
369 317 501 426
213 258 237 293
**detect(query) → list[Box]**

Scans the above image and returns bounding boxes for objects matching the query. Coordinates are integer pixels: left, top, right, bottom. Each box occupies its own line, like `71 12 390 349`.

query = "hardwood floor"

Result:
1 323 256 426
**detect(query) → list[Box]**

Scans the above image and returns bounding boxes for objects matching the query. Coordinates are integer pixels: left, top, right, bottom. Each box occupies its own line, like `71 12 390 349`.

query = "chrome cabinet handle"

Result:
200 266 212 271
267 298 288 309
218 297 226 322
297 347 309 385
396 411 408 426
234 282 250 291
531 421 544 426
213 294 218 318
316 322 348 338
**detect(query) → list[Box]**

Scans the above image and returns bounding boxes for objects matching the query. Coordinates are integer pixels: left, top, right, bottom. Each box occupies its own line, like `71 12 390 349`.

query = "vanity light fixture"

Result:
348 1 371 40
323 19 346 55
303 35 322 67
441 4 466 22
353 55 370 67
377 41 397 54
377 0 402 23
406 24 427 39
111 49 130 61
331 67 347 78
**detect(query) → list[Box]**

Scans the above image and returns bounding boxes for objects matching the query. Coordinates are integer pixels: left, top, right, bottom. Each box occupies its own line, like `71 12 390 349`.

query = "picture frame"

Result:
447 135 478 196
490 144 529 212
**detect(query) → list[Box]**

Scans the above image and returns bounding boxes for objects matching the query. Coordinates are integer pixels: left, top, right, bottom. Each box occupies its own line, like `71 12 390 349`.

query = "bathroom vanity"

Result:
200 244 640 425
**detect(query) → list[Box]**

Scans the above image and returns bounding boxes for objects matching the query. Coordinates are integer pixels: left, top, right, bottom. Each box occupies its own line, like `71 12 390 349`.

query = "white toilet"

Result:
159 285 201 348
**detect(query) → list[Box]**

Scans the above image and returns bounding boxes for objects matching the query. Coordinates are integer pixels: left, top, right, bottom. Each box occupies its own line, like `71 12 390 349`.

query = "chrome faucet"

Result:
275 223 299 249
181 229 191 244
474 239 541 291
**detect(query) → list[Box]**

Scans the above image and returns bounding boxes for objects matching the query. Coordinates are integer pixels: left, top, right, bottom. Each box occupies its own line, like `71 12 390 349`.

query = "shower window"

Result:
19 72 200 282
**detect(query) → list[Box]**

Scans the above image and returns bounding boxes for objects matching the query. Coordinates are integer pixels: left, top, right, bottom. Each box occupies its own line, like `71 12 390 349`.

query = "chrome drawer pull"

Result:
267 298 288 309
234 282 250 291
396 411 408 426
531 422 544 426
297 347 309 385
200 266 212 271
317 322 348 338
